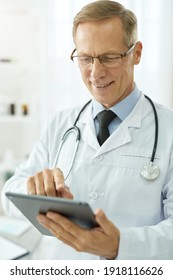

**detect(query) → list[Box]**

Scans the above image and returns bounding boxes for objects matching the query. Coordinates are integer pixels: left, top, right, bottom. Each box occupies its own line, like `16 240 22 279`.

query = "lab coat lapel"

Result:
95 116 138 156
95 95 148 156
78 102 100 151
77 95 149 155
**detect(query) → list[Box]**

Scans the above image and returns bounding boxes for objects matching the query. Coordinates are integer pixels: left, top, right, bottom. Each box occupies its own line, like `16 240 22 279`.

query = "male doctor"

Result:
2 0 173 259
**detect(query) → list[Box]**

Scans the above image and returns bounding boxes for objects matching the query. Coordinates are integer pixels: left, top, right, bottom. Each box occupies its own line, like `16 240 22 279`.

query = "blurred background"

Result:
0 0 173 213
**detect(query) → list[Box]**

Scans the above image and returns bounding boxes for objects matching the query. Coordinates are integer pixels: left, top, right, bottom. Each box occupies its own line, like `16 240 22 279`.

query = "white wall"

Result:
41 0 173 123
0 0 48 205
0 0 46 160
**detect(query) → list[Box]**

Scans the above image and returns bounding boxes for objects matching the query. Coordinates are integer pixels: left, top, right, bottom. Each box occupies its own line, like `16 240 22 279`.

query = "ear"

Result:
133 41 143 65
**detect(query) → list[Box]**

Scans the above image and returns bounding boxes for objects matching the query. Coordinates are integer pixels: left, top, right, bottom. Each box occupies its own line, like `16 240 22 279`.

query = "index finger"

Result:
27 176 36 194
53 168 65 190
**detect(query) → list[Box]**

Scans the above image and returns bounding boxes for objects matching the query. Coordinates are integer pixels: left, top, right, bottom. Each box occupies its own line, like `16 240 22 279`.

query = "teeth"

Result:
95 82 112 88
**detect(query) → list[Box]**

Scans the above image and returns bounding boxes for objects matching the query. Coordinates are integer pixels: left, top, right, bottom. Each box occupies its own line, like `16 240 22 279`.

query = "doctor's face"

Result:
74 17 142 108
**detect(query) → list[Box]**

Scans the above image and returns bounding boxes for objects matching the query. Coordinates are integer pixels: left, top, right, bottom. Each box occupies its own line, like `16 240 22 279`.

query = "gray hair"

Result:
73 0 138 47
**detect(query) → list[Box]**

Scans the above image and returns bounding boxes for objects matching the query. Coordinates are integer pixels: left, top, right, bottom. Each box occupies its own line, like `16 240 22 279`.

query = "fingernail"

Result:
56 183 65 189
37 216 45 225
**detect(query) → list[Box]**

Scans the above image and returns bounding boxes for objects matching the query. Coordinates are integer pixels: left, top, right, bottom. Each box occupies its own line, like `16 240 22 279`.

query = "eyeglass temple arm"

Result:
70 48 76 61
121 44 135 58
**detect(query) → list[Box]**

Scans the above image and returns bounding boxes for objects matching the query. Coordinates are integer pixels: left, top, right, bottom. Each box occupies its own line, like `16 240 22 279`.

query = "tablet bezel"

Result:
6 192 98 236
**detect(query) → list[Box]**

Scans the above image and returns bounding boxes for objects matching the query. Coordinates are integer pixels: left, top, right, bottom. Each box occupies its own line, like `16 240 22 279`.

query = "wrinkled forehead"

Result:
76 17 123 37
75 18 125 52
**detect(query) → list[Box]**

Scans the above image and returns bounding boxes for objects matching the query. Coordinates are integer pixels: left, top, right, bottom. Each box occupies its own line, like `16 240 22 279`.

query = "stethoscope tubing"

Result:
144 95 158 163
73 99 92 126
53 126 80 169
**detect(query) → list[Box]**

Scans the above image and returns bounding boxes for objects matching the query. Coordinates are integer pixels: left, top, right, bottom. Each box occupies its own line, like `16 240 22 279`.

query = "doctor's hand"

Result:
37 208 120 259
27 168 73 199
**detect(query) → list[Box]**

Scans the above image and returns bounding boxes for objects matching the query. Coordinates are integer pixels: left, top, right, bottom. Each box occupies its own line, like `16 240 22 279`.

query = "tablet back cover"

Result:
6 192 98 236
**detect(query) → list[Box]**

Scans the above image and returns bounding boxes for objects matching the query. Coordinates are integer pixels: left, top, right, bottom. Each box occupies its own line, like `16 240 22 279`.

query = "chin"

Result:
94 97 112 108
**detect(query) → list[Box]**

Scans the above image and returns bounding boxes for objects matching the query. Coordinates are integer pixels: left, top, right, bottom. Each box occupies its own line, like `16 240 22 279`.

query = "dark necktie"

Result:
97 110 116 145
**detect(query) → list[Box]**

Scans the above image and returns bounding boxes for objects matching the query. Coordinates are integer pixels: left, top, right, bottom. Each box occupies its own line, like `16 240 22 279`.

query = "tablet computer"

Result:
6 192 98 236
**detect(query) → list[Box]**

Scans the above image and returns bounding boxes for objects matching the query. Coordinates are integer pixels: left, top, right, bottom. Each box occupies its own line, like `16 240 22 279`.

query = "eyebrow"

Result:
77 50 123 56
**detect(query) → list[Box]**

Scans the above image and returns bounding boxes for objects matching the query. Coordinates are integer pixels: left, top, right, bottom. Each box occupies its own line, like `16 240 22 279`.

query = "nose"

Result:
90 58 106 80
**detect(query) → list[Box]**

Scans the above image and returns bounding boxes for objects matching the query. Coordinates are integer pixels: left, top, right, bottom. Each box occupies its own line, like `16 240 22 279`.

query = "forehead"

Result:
75 17 124 51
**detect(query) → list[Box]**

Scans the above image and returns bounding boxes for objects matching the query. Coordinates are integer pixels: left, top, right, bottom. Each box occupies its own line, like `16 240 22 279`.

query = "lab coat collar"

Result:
78 101 100 151
78 94 151 155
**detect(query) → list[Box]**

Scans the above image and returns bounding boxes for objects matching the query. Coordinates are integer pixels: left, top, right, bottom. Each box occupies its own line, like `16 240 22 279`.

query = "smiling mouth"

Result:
94 81 113 88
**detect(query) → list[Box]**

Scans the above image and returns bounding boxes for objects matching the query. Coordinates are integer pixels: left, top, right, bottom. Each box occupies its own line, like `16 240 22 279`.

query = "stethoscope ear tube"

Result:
73 100 92 126
53 126 80 170
53 101 91 171
62 126 81 141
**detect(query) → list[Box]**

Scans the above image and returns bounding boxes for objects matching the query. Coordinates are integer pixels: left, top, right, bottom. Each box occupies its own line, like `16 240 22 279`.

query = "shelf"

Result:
0 116 32 123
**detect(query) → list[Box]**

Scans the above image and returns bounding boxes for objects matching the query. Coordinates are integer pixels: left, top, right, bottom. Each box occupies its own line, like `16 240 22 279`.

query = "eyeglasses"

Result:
70 44 135 68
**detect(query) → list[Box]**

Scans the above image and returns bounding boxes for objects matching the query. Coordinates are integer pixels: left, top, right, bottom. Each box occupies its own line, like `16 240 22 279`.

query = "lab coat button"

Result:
90 192 98 200
96 156 103 161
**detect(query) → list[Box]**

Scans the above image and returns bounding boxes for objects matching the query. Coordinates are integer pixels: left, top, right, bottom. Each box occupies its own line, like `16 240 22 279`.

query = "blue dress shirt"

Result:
92 84 141 136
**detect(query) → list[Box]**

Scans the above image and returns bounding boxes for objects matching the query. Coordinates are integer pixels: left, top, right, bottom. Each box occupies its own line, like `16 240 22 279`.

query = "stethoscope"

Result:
53 95 160 181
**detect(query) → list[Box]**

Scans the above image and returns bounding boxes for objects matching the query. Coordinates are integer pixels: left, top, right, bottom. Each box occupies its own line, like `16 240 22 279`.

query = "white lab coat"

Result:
2 94 173 259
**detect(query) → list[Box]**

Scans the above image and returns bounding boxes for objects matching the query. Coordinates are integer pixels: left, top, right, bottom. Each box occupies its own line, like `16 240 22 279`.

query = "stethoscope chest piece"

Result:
140 162 160 180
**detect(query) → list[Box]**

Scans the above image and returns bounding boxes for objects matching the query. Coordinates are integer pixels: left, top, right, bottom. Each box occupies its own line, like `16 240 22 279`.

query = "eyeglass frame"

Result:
70 44 136 67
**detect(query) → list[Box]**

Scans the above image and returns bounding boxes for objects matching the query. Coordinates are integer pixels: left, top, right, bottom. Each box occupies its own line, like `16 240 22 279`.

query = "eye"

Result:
100 55 121 63
78 56 92 64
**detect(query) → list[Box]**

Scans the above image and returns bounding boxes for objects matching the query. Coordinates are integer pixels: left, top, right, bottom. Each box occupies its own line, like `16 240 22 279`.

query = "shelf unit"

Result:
0 2 43 174
0 116 32 123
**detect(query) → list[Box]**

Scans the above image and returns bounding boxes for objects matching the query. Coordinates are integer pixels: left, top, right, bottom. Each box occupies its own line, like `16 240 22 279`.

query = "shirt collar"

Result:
92 84 141 121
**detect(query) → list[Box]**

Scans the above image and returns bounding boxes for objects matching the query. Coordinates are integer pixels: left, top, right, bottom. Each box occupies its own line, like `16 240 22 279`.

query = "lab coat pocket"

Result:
119 150 160 171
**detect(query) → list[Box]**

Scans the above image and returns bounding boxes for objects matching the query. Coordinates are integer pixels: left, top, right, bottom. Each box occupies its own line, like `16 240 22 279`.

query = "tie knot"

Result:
97 110 116 128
